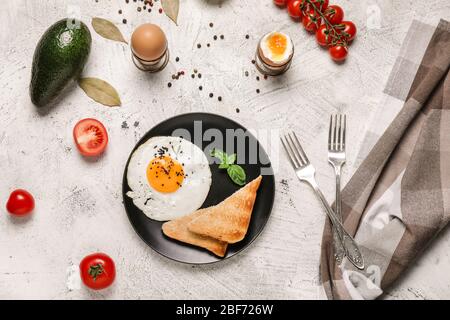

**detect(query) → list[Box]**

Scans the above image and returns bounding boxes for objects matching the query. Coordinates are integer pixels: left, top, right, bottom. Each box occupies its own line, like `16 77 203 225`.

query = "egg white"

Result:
260 31 293 65
126 136 212 221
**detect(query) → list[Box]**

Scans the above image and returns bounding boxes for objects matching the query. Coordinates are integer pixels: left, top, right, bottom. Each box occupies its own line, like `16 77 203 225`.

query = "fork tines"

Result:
281 132 310 169
328 114 346 151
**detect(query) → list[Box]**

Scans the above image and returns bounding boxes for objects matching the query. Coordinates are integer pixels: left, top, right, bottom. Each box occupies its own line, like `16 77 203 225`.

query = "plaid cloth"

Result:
320 19 450 300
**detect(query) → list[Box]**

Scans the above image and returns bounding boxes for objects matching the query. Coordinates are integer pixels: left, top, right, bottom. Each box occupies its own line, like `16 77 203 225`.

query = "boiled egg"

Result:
131 23 167 61
259 32 294 66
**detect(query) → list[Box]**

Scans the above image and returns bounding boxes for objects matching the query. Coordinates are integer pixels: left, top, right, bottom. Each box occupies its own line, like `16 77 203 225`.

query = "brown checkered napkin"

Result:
320 19 450 300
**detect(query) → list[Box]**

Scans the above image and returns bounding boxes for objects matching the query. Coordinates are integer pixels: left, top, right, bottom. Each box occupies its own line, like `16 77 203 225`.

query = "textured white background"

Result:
1 0 450 300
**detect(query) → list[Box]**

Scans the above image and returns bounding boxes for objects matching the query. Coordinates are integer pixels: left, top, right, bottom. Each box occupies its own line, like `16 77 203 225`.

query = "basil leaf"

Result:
219 163 229 169
227 165 246 186
226 153 237 165
210 148 227 163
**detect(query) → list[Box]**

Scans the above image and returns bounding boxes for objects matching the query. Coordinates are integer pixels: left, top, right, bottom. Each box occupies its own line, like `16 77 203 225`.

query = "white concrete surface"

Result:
0 0 449 300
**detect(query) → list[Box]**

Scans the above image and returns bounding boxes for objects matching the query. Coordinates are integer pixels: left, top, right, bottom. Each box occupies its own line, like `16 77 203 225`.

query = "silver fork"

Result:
328 114 346 264
281 132 364 270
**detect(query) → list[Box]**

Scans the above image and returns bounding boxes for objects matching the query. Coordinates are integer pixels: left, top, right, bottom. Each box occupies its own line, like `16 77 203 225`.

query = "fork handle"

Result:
332 165 345 264
308 179 365 270
334 165 343 221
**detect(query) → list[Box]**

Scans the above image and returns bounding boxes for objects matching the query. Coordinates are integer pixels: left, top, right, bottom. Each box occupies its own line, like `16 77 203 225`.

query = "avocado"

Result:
30 19 91 107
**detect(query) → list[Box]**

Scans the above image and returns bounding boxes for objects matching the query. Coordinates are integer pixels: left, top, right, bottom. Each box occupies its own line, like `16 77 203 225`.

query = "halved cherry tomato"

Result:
316 24 332 46
287 0 302 19
302 9 322 32
329 45 348 62
73 118 108 157
324 5 344 25
6 189 35 216
273 0 287 6
80 253 116 290
340 21 357 41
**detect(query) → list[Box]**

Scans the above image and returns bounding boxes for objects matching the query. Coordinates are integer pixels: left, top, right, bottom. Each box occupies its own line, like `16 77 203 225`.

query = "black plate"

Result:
122 113 275 264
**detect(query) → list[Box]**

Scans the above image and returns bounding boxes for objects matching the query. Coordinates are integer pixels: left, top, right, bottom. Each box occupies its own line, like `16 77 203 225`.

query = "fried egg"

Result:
260 31 293 65
126 136 211 221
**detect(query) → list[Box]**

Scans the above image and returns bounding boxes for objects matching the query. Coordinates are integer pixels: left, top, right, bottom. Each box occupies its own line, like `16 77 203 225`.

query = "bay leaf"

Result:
78 77 121 107
161 0 180 25
92 17 128 44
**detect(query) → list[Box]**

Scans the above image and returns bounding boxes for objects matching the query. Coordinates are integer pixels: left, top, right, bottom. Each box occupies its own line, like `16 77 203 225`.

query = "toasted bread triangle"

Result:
162 209 228 257
187 176 262 243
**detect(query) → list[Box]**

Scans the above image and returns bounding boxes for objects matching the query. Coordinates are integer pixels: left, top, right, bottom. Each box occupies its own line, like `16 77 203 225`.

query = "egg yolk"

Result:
147 156 184 193
267 33 287 59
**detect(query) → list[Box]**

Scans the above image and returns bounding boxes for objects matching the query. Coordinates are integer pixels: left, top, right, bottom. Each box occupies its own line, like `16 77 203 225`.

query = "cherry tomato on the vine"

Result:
316 25 332 47
329 45 348 62
304 0 329 12
273 0 287 6
6 189 35 216
302 9 322 33
80 253 116 290
287 0 303 19
340 21 357 41
324 5 344 25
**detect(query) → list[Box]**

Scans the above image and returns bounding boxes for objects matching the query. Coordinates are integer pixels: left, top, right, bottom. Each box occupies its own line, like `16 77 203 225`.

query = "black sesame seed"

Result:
256 89 260 93
245 71 249 77
218 96 222 102
207 43 210 47
175 57 180 62
168 82 172 88
198 73 202 79
209 93 213 98
256 76 260 81
213 35 218 40
191 74 195 79
236 108 240 113
118 9 122 14
197 44 201 49
220 35 224 40
251 59 256 64
122 19 127 24
194 69 198 74
199 86 203 91
245 34 250 39
137 7 142 12
209 22 214 27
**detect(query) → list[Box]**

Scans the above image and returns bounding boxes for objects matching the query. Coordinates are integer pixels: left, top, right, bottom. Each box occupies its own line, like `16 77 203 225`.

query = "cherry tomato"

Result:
329 45 348 62
287 0 302 19
324 5 344 25
73 118 108 157
340 21 357 41
6 189 35 216
302 9 322 32
273 0 287 6
80 253 116 290
316 25 332 46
